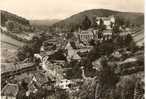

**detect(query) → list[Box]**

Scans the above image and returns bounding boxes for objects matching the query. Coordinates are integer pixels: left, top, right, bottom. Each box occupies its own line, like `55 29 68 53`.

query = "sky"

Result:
0 0 144 20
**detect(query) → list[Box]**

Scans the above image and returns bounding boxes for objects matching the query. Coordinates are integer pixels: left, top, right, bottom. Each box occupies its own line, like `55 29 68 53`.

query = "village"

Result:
1 14 144 99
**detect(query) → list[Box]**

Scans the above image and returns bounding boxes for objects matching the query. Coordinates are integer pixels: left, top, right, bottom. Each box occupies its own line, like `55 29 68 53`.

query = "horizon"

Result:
0 0 144 20
1 8 144 21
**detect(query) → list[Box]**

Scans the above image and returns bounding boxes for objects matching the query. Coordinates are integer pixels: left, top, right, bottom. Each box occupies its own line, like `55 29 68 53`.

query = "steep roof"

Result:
72 52 81 60
65 41 73 50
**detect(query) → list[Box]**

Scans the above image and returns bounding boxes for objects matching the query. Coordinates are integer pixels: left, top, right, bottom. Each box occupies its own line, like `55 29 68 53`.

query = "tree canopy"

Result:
81 16 91 30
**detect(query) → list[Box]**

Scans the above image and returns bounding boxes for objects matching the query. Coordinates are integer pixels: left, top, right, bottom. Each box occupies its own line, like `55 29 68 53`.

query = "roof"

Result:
102 29 112 33
80 30 93 35
2 83 19 96
33 72 49 85
72 53 81 60
119 58 137 65
65 41 74 50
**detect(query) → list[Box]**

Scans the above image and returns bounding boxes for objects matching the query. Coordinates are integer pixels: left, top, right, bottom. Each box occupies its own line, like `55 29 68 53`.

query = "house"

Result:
1 83 19 99
94 29 112 42
96 15 115 29
40 56 64 81
42 39 58 51
102 29 113 40
55 79 73 90
26 72 51 93
111 50 122 60
32 72 49 86
51 60 66 67
78 29 94 44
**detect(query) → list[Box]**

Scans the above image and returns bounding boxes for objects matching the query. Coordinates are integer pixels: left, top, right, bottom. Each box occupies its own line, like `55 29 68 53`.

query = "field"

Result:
1 33 26 48
1 33 27 63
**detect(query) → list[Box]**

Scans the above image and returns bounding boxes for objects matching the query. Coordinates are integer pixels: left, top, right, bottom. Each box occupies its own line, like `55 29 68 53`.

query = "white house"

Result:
78 29 94 44
96 15 115 29
55 79 73 89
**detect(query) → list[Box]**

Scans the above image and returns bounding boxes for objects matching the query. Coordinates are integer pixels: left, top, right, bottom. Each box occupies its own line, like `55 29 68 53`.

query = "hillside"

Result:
1 10 30 26
30 19 60 26
1 10 35 33
30 19 60 31
132 25 144 46
0 10 32 63
1 33 26 48
51 9 144 31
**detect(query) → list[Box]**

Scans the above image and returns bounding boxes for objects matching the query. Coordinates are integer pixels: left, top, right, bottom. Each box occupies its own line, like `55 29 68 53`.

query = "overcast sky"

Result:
0 0 144 20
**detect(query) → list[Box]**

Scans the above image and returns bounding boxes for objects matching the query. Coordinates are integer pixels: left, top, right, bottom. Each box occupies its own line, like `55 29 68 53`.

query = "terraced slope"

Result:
1 33 26 48
1 33 27 63
132 27 144 46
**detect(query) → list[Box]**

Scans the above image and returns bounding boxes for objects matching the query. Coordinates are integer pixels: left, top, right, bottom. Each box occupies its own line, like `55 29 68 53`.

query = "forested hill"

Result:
50 9 144 32
1 10 30 26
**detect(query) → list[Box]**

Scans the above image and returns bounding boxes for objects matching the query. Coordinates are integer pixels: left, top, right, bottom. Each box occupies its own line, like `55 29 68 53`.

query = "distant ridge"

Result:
30 19 60 26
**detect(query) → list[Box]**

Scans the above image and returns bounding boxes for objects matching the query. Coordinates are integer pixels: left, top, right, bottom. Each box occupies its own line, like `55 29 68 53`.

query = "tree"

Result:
115 16 125 26
17 35 45 61
112 17 122 34
89 39 95 46
6 20 14 31
112 16 126 34
67 32 74 39
49 49 67 61
98 19 106 31
69 24 79 32
125 20 130 27
81 16 91 30
125 34 133 44
128 40 138 52
95 56 119 99
17 44 33 61
91 16 98 29
112 25 120 34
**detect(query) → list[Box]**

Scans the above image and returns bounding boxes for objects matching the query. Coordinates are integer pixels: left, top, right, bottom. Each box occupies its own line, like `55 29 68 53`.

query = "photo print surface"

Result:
0 0 144 99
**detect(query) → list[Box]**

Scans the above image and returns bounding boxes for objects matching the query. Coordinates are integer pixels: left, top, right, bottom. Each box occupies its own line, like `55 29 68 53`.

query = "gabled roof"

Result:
65 41 74 50
2 83 19 96
72 53 81 60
